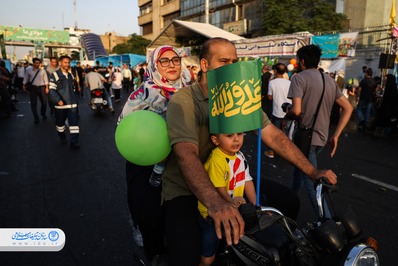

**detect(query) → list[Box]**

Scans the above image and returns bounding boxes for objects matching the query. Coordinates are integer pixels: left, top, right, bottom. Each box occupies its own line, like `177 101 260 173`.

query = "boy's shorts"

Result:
199 215 219 257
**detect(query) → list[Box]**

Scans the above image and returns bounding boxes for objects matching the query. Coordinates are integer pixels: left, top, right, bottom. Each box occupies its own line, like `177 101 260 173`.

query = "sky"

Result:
0 0 140 36
0 0 140 59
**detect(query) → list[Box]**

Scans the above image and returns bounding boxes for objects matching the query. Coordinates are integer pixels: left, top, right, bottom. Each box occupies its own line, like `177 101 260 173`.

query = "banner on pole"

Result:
0 34 6 59
208 60 262 134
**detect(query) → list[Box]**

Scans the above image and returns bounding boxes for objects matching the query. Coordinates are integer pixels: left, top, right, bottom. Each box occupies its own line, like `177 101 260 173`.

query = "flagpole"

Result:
256 128 262 205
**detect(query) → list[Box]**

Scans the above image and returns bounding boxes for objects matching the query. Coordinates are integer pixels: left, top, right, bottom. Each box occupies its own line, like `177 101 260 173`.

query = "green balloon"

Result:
115 110 171 166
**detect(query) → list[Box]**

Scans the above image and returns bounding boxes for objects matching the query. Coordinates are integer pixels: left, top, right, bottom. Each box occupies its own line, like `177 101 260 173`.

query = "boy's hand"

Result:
233 197 246 207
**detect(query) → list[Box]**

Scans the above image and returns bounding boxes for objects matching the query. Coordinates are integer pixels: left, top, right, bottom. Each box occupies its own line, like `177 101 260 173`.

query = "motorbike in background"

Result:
214 180 380 266
90 88 110 114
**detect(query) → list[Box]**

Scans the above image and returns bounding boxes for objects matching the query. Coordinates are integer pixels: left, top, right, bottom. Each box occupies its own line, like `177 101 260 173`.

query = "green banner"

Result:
0 34 6 59
208 60 262 134
34 42 45 60
0 26 69 44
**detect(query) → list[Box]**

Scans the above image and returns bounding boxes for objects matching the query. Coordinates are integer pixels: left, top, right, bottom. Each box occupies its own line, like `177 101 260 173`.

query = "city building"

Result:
138 0 262 40
138 0 397 41
99 32 130 54
343 0 395 29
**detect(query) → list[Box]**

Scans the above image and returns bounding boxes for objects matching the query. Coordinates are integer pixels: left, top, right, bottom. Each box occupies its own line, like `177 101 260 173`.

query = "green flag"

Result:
0 34 6 60
208 59 262 134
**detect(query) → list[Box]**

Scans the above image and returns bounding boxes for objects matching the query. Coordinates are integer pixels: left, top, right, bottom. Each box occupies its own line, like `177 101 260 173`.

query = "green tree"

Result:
262 0 347 35
112 34 151 55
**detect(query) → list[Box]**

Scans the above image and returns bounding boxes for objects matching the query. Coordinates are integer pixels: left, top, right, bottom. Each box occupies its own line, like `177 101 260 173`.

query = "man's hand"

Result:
207 198 245 246
22 84 27 92
313 169 338 185
58 100 64 106
328 136 339 158
45 87 49 94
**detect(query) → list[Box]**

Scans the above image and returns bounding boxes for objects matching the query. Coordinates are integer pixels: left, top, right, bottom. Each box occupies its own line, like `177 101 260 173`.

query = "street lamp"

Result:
108 32 112 54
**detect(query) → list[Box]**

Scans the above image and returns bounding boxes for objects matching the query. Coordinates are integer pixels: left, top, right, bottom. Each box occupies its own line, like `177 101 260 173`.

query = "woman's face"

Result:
156 50 181 81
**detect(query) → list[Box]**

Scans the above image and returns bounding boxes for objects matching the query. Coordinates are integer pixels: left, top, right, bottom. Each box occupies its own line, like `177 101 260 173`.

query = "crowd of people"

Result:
1 38 397 266
0 56 159 149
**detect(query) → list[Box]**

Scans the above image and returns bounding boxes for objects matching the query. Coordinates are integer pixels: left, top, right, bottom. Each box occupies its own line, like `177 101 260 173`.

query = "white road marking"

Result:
352 173 398 192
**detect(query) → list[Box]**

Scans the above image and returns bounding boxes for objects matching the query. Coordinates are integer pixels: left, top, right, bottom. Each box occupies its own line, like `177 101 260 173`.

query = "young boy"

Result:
198 132 256 266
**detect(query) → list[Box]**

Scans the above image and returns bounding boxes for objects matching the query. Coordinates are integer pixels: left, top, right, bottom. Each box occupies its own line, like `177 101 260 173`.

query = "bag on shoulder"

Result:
26 69 41 92
293 127 313 158
26 82 33 91
293 71 326 158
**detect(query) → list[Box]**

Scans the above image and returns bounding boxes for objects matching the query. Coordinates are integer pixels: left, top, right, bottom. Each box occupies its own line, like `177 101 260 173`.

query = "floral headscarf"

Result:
145 46 185 100
119 45 185 121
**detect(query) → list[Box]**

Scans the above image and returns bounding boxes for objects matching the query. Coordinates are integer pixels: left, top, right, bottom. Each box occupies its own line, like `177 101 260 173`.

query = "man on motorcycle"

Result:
84 67 114 113
162 37 338 266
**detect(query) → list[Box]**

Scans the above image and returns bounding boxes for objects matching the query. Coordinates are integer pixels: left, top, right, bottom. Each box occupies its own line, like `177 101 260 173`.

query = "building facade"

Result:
138 0 262 40
138 0 181 40
138 0 398 41
343 0 395 29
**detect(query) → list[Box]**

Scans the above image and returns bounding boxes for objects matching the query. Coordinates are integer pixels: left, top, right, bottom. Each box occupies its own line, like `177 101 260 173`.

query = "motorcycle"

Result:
90 88 109 114
214 180 380 266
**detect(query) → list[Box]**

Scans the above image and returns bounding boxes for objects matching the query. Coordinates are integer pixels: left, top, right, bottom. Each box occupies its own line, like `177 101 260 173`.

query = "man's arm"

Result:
284 97 301 120
328 96 353 157
173 142 244 245
42 70 49 94
261 123 337 184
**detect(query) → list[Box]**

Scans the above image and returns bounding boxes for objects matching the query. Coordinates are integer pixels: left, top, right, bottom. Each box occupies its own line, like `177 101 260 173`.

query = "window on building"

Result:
140 3 152 16
163 0 174 4
243 0 262 31
142 23 153 35
163 12 180 28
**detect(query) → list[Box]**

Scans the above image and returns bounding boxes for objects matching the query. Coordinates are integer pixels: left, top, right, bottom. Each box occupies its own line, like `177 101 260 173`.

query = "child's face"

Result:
211 133 244 156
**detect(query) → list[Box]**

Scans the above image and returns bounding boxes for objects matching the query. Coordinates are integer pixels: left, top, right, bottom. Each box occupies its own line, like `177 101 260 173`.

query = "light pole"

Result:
108 32 112 55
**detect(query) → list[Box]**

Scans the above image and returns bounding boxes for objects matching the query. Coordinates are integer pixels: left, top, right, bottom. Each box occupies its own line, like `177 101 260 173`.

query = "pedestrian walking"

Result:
111 67 123 102
48 55 80 149
22 57 49 123
122 64 132 92
45 57 59 116
285 44 353 215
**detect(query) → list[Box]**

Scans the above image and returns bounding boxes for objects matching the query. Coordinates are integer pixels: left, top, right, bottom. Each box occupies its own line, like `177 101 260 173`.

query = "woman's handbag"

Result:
293 72 325 157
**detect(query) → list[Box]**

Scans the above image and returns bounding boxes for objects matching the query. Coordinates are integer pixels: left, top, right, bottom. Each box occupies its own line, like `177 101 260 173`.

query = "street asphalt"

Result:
0 90 397 265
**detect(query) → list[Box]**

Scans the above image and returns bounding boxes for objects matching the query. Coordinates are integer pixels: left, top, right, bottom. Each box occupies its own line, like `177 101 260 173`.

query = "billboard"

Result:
0 26 70 44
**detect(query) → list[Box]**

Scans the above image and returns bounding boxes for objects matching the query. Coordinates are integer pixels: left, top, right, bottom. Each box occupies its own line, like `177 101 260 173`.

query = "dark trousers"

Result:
54 107 79 144
113 89 121 101
29 85 47 120
126 162 165 260
164 179 300 266
15 77 24 90
123 78 130 91
0 87 12 114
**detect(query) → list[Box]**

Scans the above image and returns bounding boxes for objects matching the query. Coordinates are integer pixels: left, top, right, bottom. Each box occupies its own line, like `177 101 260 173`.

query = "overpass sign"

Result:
0 26 69 44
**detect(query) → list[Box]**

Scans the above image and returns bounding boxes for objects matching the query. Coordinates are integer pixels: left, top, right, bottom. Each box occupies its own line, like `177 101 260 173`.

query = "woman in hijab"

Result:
119 45 185 120
118 45 185 262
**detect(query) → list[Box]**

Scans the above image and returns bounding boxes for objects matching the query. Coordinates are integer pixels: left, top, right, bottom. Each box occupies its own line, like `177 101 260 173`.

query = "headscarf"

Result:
119 45 185 121
145 46 185 100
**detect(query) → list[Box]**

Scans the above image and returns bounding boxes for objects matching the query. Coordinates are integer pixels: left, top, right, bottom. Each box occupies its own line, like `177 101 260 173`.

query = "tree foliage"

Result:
262 0 347 35
112 34 151 55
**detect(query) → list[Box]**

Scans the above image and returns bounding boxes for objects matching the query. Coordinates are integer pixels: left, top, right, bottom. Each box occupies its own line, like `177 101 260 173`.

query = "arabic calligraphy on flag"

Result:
208 60 262 134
